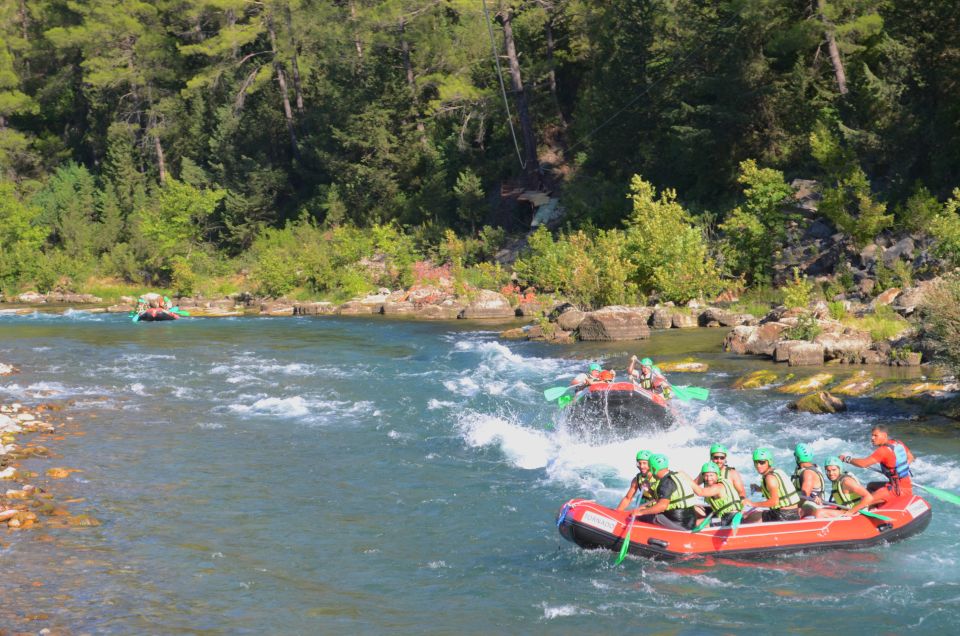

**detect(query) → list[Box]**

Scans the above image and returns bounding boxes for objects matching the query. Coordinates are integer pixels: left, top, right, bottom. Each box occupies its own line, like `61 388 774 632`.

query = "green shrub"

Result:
828 301 848 320
843 303 909 340
784 312 822 341
896 185 942 233
782 268 813 309
920 275 960 374
624 175 722 303
930 189 960 267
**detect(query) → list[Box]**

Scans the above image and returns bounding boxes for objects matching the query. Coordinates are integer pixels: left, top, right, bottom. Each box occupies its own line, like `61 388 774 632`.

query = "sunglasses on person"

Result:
711 454 726 460
753 459 768 465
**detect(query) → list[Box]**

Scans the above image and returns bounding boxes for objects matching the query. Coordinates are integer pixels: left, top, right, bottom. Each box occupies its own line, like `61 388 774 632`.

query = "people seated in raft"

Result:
694 443 747 499
627 356 670 397
688 461 744 526
616 450 660 509
624 454 698 530
813 456 875 519
792 443 826 516
741 448 802 522
841 424 915 505
571 363 614 388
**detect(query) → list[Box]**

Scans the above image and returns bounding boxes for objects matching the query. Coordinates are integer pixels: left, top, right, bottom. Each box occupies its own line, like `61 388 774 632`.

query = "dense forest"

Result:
1 0 959 305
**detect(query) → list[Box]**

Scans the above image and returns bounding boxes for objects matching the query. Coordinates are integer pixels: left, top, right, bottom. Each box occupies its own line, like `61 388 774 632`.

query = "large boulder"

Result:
578 307 651 341
516 301 543 317
16 291 45 304
724 322 790 356
774 340 806 363
671 312 698 328
650 308 674 329
787 342 825 366
882 237 915 266
337 301 381 315
382 301 418 315
813 329 872 361
831 371 879 396
294 302 335 316
555 307 587 331
459 290 515 319
893 279 938 315
788 391 846 414
415 303 463 320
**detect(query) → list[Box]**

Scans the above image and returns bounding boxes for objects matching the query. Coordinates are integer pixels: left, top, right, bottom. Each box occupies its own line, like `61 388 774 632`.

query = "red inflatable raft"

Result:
557 494 932 559
576 381 670 408
137 308 180 321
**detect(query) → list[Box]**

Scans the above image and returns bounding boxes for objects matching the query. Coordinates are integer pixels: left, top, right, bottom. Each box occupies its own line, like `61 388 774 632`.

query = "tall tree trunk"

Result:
284 4 305 113
399 18 428 147
818 0 848 95
267 16 300 158
154 131 167 185
350 1 364 63
544 12 565 127
500 7 540 182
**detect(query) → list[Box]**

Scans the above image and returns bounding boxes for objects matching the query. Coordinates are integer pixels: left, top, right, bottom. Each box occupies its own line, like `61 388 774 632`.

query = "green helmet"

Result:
752 447 774 464
640 357 654 366
824 456 842 469
709 443 728 456
649 453 669 473
701 461 720 475
794 443 814 464
588 363 601 372
635 450 652 462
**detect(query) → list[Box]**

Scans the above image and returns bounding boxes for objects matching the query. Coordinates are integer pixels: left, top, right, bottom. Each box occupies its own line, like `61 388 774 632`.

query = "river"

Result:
1 311 958 633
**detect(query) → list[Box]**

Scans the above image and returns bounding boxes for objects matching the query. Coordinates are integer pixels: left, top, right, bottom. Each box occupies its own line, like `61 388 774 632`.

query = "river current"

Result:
1 311 958 633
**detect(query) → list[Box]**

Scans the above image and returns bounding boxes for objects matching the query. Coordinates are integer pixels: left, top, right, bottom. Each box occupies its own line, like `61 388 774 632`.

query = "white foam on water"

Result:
427 399 456 410
541 604 586 619
196 422 225 430
443 376 481 397
229 396 310 417
129 383 147 396
458 411 553 470
425 561 448 569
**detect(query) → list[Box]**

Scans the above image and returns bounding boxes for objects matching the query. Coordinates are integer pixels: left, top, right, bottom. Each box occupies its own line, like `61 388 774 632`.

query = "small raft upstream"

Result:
556 494 932 560
563 381 673 430
134 308 180 322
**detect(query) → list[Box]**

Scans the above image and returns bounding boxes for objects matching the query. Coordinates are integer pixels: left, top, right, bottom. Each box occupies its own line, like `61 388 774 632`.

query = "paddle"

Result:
171 307 191 317
670 385 710 401
130 312 140 323
543 385 575 402
691 511 715 533
862 466 960 507
730 506 757 537
556 395 572 409
802 495 892 521
615 514 637 565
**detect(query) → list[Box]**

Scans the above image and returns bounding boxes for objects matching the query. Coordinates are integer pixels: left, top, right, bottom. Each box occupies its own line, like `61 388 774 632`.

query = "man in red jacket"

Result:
842 425 915 505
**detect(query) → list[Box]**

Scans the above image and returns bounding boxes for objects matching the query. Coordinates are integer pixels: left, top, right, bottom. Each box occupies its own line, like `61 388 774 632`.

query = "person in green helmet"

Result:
625 454 698 530
742 448 802 522
813 456 875 518
616 450 660 511
688 461 744 526
627 355 669 395
792 443 826 516
694 443 746 499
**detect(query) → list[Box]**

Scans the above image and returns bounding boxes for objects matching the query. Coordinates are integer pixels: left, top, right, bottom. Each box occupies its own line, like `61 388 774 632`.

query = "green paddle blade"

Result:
730 510 746 536
543 386 573 401
673 385 709 401
556 395 572 409
614 517 635 565
172 308 190 316
691 513 714 533
130 312 140 323
915 483 960 507
857 510 892 521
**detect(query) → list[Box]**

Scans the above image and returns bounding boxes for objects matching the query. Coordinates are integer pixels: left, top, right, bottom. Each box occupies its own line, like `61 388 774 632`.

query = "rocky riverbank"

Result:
0 363 99 533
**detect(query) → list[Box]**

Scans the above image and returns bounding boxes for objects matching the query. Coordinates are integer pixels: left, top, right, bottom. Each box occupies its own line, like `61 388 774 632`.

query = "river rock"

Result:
788 391 846 414
831 371 879 396
500 327 526 339
16 291 45 303
787 342 824 366
0 362 17 376
671 312 698 328
871 287 902 308
0 467 17 480
778 372 834 394
774 340 806 363
813 329 872 361
382 301 417 315
459 290 515 319
893 279 937 316
657 358 709 373
525 324 576 344
517 301 543 317
578 307 651 341
875 382 947 399
556 308 586 331
883 237 915 266
294 302 336 316
732 369 780 389
415 304 463 320
724 322 790 356
337 300 381 315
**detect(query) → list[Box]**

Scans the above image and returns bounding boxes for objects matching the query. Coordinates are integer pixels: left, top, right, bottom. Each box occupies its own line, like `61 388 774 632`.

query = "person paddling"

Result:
624 454 698 530
814 456 874 518
694 443 746 499
841 424 915 505
627 356 670 397
616 450 660 511
742 448 802 522
688 461 744 526
792 443 826 516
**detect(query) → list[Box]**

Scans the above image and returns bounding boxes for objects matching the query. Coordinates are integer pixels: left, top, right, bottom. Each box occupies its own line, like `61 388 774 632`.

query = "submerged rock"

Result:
778 373 835 394
658 358 709 373
831 371 879 396
874 382 948 399
732 369 779 389
789 391 847 414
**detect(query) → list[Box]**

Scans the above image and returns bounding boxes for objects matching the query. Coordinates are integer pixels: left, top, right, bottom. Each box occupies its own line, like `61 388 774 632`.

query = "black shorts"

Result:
762 507 801 522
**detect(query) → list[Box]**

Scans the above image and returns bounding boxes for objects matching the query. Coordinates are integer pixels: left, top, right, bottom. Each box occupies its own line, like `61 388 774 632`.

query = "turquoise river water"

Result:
1 311 959 634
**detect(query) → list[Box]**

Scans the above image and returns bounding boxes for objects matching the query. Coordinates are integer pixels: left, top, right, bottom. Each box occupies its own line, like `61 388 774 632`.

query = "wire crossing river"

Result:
1 311 958 633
